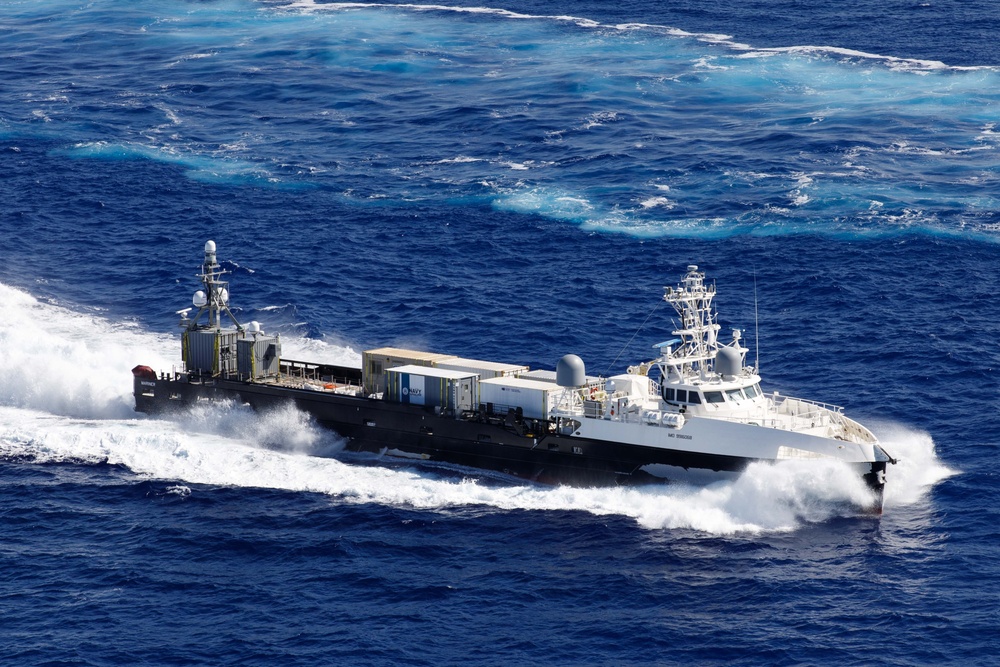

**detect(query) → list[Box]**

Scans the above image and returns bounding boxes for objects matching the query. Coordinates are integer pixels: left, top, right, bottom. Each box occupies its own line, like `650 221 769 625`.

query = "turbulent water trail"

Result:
0 402 947 534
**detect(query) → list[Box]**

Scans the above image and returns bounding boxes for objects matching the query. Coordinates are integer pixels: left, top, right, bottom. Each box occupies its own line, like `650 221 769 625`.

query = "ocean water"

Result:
1 1 997 664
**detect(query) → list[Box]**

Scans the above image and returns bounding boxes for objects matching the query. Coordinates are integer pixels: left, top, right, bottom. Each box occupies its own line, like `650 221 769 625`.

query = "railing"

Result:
772 394 873 437
271 359 365 393
704 394 876 444
772 393 844 416
710 412 830 431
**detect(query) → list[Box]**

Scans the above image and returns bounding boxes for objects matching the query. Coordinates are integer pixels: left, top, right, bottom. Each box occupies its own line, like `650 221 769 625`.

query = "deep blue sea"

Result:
2 1 998 664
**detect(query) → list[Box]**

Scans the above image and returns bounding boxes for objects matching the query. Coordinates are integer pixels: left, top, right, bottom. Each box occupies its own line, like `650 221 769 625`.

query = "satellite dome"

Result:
193 290 207 307
205 240 216 254
556 354 586 388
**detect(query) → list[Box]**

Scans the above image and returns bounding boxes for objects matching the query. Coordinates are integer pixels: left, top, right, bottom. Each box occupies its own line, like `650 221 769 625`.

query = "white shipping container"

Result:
385 365 479 411
479 376 565 420
434 357 529 380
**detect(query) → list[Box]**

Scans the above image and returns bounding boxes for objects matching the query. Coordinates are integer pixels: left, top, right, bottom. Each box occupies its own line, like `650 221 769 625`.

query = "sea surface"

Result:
1 1 997 664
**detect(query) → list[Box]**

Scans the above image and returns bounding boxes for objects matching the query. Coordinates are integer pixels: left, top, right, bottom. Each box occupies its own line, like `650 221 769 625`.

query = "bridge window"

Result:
676 389 687 403
726 388 746 402
745 383 760 399
687 391 702 404
704 391 724 404
663 387 675 401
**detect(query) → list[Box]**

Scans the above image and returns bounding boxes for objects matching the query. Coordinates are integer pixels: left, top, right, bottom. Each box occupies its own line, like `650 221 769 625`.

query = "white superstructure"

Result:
547 265 895 476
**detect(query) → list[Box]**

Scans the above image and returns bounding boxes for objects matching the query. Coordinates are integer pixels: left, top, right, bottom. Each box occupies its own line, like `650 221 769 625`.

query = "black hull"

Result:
133 374 887 510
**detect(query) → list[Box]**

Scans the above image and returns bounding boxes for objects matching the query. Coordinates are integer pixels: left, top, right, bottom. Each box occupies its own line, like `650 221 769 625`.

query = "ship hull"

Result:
133 374 887 510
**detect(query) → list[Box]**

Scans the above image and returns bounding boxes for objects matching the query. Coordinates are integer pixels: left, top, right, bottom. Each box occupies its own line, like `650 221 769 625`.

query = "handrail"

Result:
771 393 844 414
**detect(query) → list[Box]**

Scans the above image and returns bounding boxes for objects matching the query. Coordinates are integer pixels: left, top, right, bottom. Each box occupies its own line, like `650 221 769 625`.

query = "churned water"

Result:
1 1 996 664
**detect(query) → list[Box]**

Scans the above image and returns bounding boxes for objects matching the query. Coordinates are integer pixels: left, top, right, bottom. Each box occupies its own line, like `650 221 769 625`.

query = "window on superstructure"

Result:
725 388 745 402
704 391 724 403
663 388 675 401
688 392 702 404
677 389 687 403
745 383 760 399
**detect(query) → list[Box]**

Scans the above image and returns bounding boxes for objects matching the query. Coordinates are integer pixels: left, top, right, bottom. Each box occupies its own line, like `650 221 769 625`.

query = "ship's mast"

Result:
180 240 242 332
659 265 720 380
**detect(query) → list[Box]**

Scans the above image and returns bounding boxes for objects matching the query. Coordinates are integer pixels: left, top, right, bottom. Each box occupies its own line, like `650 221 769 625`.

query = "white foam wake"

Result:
873 421 957 508
0 408 944 535
1 397 949 534
0 282 177 419
280 336 361 367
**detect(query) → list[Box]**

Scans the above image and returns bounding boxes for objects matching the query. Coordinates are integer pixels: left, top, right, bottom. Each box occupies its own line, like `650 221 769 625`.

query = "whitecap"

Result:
639 196 673 209
0 282 176 420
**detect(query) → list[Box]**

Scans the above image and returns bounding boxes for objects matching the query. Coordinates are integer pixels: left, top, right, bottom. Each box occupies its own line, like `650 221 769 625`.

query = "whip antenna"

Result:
753 266 760 374
605 298 663 377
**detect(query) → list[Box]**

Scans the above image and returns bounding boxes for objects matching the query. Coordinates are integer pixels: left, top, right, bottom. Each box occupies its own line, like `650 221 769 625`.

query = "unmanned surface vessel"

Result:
133 242 896 510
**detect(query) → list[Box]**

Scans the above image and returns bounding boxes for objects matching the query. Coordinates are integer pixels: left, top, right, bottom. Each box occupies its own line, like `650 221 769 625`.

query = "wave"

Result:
281 1 604 27
871 421 957 509
281 336 362 366
279 1 996 72
268 3 1000 241
489 185 1000 242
